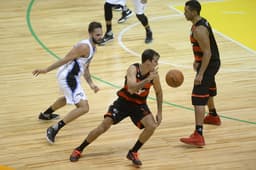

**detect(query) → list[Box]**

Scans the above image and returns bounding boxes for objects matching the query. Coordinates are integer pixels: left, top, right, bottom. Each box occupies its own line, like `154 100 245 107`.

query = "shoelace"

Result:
72 150 81 157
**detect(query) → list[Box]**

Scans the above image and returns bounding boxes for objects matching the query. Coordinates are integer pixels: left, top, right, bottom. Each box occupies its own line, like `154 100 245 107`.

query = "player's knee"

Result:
145 123 157 132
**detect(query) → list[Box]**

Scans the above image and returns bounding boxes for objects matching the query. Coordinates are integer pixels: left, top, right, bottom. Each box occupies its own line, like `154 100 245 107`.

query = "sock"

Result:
209 108 217 116
43 107 54 115
106 24 112 33
145 26 151 33
196 125 203 135
131 140 143 152
53 120 65 131
76 140 90 152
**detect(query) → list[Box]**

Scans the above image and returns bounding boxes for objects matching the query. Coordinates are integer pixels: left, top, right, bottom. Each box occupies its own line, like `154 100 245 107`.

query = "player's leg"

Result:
46 81 89 144
204 77 221 125
133 0 152 43
46 99 89 144
100 1 115 45
127 105 157 167
70 117 113 162
180 81 209 147
70 97 129 162
38 96 66 120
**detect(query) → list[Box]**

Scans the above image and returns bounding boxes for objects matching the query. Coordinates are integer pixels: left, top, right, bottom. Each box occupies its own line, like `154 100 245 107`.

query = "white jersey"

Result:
57 39 95 104
57 39 95 79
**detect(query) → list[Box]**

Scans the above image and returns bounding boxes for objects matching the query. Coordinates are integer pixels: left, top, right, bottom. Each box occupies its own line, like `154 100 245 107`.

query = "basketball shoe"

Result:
39 112 60 120
126 150 142 167
145 31 153 44
204 114 221 125
99 32 114 45
46 127 58 144
118 9 133 23
112 5 122 11
180 131 205 147
70 149 82 162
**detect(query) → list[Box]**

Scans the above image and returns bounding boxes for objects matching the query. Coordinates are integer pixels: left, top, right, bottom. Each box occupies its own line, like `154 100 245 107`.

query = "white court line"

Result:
117 4 256 73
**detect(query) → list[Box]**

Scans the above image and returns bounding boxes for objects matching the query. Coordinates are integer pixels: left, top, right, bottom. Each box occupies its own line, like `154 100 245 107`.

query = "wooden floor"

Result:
0 0 255 169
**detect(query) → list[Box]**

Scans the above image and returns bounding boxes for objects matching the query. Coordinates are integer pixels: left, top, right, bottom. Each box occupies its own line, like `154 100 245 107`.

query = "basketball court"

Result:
0 0 255 169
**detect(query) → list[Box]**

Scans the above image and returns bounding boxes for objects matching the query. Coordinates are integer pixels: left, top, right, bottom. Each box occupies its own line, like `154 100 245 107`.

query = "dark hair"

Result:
88 21 102 33
185 0 201 15
141 49 160 63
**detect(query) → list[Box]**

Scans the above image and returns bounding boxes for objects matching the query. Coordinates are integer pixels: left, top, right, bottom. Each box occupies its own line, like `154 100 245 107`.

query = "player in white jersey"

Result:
32 21 103 144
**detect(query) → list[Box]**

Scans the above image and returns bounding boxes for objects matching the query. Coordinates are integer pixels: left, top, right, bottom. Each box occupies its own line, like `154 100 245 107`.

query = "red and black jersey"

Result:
190 18 220 63
117 63 153 104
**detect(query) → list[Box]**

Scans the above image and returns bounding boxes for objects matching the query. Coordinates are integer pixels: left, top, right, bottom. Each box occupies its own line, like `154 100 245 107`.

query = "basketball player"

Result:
69 49 163 167
180 0 221 147
100 0 133 45
32 21 103 144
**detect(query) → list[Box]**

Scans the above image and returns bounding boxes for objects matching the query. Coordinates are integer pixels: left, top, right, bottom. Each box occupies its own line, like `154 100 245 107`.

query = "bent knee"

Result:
145 123 157 131
81 107 89 114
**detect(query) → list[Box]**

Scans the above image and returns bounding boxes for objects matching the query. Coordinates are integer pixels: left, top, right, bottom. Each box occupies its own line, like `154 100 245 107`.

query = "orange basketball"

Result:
165 69 184 88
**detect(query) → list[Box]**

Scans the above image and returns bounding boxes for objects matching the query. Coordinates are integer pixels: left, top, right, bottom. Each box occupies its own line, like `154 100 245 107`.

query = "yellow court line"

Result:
176 0 256 52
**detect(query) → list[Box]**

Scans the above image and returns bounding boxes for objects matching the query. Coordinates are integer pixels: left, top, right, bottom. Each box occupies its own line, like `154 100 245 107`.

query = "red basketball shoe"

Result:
204 114 221 125
180 131 205 147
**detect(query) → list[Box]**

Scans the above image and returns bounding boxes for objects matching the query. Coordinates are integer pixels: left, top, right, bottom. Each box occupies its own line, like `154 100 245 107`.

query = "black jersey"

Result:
117 63 153 104
190 18 220 63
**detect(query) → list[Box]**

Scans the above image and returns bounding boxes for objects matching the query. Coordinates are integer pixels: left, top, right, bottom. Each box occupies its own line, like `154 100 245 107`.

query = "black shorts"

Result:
192 61 220 105
104 97 151 129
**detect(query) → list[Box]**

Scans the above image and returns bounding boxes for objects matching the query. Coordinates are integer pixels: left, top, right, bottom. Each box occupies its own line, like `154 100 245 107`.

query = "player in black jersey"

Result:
180 0 221 147
69 49 162 167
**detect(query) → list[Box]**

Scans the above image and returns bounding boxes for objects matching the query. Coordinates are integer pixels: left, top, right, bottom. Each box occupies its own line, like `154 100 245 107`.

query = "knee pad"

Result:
136 14 148 27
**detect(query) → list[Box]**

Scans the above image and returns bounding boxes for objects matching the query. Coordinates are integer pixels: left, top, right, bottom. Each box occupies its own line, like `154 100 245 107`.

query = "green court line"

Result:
26 0 256 125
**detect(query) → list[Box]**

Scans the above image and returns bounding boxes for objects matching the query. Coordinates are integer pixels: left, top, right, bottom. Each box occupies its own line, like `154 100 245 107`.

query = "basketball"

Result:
165 69 184 88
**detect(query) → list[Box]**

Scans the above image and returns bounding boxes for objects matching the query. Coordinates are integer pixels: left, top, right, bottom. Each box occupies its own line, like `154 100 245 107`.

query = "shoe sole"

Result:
204 121 221 126
46 135 54 144
127 155 142 167
38 116 60 121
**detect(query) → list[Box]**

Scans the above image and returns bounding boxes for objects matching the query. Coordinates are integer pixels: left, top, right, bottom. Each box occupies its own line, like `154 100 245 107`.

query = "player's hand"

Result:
147 67 158 81
90 84 100 93
32 69 47 76
194 73 203 85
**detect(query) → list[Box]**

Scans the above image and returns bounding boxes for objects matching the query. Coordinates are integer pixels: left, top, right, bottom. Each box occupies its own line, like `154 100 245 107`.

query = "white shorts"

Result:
57 72 87 105
106 0 126 6
133 0 146 15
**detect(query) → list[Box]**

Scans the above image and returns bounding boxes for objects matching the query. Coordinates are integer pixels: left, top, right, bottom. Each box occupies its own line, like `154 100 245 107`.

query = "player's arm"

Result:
152 74 163 125
32 43 88 76
126 65 152 94
83 62 99 93
193 25 211 84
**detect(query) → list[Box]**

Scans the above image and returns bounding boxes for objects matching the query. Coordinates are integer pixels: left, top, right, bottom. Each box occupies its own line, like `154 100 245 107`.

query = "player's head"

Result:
141 49 160 71
184 0 201 21
88 21 103 44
